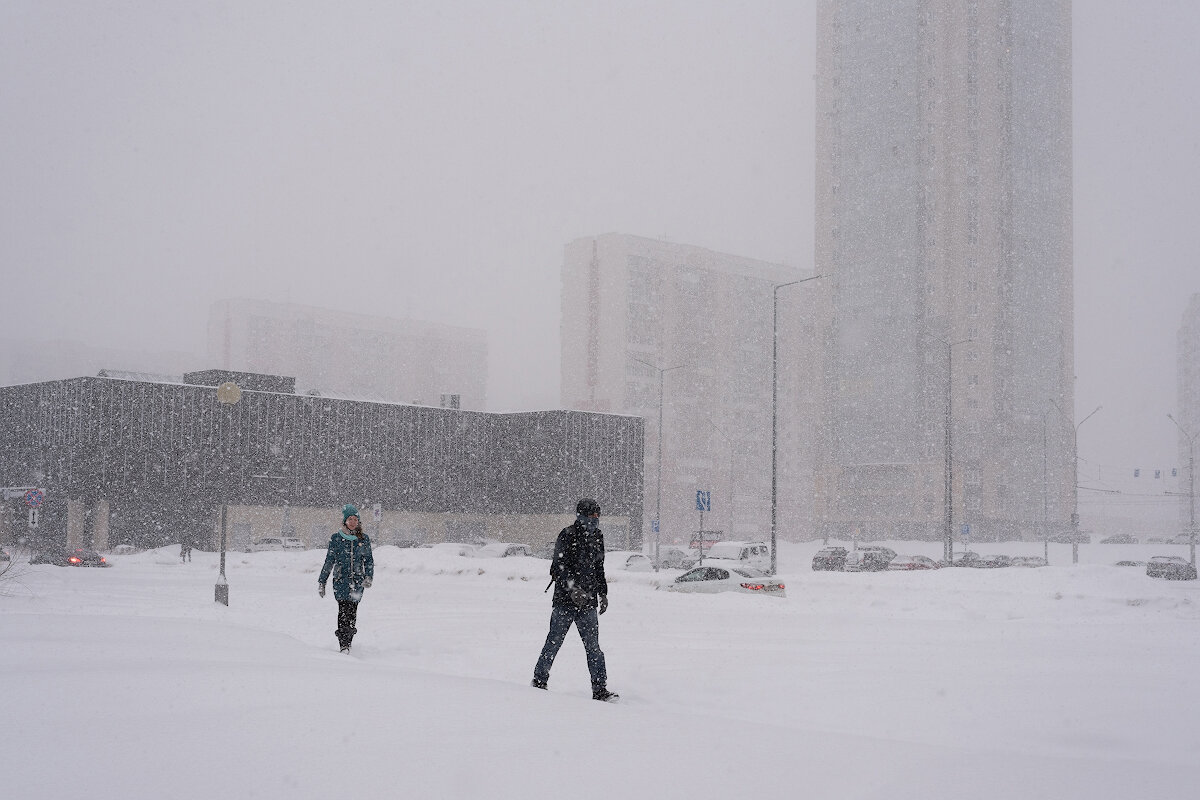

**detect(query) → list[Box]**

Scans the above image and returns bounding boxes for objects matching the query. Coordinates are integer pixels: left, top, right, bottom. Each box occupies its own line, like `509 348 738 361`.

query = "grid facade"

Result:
0 376 643 552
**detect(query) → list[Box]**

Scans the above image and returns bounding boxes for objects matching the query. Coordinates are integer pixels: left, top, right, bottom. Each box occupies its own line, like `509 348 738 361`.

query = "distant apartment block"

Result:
815 0 1075 541
208 299 487 409
561 233 820 546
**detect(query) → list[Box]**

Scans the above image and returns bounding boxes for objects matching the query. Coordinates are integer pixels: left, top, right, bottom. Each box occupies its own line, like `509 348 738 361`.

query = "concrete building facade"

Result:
814 0 1075 542
0 373 643 555
561 233 820 548
208 299 488 410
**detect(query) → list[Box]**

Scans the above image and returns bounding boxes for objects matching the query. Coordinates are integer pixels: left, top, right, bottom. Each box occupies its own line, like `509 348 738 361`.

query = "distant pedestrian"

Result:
180 541 192 563
531 498 618 701
318 504 375 653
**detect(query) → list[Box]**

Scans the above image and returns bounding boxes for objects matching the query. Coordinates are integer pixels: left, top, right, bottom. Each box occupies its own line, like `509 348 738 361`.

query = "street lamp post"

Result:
705 418 736 540
1042 407 1053 564
1167 414 1197 566
936 337 970 565
771 274 822 576
1052 401 1101 564
631 357 686 569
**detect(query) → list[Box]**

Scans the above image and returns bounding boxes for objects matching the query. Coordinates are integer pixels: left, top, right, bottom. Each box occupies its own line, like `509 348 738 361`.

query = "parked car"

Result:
654 546 697 570
31 548 111 567
662 565 786 598
887 554 940 571
1100 534 1138 544
0 548 10 563
1113 560 1146 568
1166 534 1195 546
246 537 288 551
1010 556 1048 568
471 543 533 558
950 551 982 567
843 546 896 572
426 542 479 557
605 551 654 572
811 546 848 571
111 543 137 555
703 541 772 572
973 554 1013 568
1146 556 1198 581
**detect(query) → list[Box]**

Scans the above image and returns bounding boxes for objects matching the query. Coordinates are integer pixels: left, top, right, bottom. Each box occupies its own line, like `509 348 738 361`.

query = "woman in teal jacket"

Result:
318 504 375 652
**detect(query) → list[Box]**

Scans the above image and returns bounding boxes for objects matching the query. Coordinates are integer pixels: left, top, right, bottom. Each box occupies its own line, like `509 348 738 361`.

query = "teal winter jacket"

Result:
319 529 375 602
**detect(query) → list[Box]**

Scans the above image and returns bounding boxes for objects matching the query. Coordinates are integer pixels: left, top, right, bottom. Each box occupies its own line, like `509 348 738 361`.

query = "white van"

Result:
703 541 771 572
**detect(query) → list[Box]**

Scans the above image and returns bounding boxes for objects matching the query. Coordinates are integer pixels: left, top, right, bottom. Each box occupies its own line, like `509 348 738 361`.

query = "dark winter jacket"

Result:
319 528 375 602
549 521 607 608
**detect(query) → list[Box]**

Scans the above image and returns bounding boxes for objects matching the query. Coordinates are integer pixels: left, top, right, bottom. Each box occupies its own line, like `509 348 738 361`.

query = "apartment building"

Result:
814 0 1075 542
561 233 820 547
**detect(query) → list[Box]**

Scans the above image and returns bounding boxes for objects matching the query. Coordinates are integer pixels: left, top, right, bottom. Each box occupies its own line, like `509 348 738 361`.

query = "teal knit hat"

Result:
342 504 359 522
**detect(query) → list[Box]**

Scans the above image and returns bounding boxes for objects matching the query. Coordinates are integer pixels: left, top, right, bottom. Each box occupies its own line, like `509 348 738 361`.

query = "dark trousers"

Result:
533 604 607 689
336 600 359 648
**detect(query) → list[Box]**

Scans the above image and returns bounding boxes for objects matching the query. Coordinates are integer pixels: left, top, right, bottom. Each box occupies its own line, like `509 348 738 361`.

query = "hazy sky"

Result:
2 1 1198 486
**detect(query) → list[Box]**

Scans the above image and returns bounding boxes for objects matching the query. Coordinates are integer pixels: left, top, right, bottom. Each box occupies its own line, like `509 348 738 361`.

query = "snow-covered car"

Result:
702 541 771 572
471 543 533 558
843 546 896 572
662 565 786 598
1100 533 1138 544
31 548 111 567
249 537 288 552
605 551 654 572
950 551 982 567
654 546 697 569
111 544 137 555
1011 556 1048 568
811 546 848 571
886 554 940 571
426 542 479 557
973 554 1013 569
281 537 305 550
1146 556 1197 581
0 547 10 563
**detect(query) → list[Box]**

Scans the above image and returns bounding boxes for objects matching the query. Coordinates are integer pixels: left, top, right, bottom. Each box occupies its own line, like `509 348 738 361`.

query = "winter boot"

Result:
592 687 619 702
531 677 548 690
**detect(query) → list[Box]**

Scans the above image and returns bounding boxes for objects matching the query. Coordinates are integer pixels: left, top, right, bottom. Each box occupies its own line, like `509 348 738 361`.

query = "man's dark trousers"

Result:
533 605 607 688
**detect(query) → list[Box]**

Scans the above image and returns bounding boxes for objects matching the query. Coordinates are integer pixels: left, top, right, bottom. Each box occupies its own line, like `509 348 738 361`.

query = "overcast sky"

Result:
2 1 1198 485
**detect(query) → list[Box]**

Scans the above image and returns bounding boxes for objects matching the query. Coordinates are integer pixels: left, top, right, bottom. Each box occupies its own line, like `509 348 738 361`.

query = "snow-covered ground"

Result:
2 540 1197 800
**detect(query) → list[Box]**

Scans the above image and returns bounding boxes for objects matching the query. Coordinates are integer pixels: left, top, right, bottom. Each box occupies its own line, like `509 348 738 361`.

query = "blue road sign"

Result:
961 523 970 537
652 519 660 533
696 490 711 512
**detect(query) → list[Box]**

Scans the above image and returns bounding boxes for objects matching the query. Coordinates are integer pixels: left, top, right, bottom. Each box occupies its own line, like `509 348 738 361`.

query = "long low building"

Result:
0 371 644 554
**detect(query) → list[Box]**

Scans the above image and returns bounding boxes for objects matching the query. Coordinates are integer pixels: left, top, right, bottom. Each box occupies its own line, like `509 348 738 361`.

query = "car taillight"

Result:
740 583 765 590
69 557 81 564
100 557 107 563
777 584 785 590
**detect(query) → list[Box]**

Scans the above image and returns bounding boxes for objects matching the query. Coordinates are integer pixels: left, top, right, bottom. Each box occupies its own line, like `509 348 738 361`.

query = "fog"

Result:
2 1 1197 484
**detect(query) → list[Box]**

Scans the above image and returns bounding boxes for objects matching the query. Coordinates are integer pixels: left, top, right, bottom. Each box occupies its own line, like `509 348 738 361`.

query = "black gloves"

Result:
364 577 373 589
598 594 608 615
569 585 590 608
318 583 326 598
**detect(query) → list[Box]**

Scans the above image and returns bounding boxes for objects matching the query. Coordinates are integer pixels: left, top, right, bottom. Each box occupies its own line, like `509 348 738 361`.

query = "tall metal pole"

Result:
937 338 970 564
771 275 822 576
655 369 665 567
1168 414 1196 566
631 357 685 569
1042 409 1050 564
1071 405 1102 564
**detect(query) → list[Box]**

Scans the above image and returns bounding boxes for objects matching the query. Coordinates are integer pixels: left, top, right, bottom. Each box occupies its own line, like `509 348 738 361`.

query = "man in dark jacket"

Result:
531 498 618 701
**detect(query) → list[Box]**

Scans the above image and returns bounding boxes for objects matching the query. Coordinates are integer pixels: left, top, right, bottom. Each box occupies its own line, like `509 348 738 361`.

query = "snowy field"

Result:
2 539 1198 800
